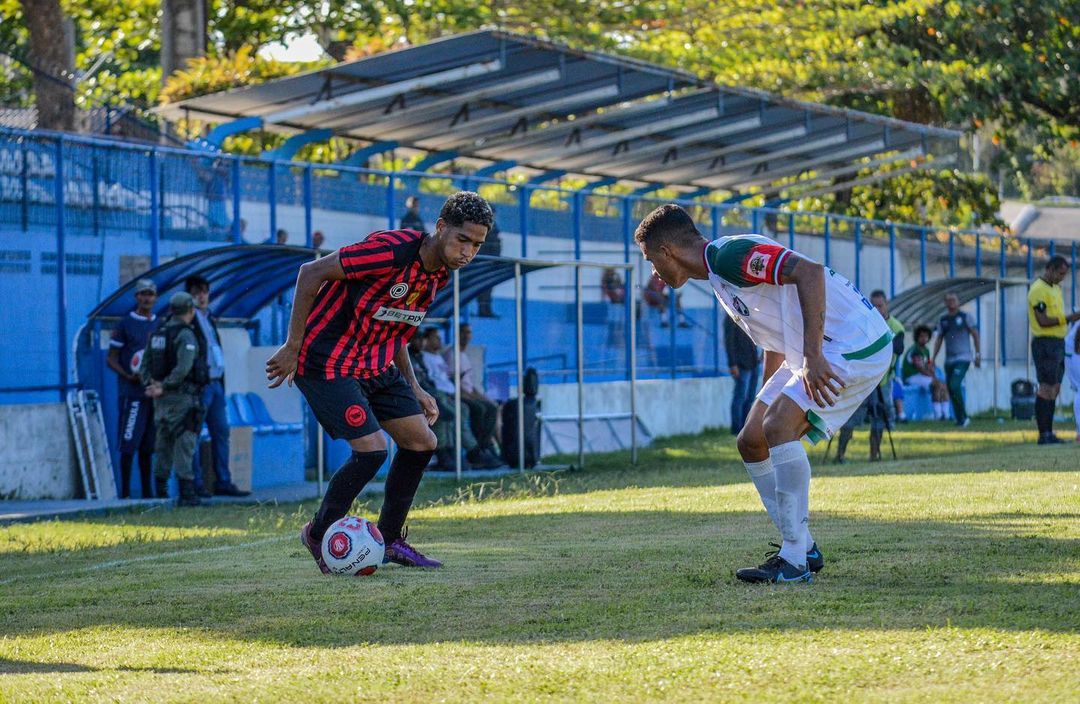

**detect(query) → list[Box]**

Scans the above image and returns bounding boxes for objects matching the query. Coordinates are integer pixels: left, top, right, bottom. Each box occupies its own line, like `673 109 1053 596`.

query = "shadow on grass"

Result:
0 658 205 674
2 508 1077 648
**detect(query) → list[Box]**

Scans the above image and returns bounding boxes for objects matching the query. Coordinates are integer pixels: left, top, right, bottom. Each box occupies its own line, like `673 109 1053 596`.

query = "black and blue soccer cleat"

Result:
736 554 812 584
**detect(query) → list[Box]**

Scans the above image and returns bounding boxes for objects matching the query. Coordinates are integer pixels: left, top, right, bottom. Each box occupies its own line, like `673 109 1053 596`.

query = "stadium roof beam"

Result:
732 145 925 193
471 160 518 179
618 124 810 181
685 131 852 186
261 60 504 125
775 154 957 201
261 128 332 161
336 140 399 167
721 135 903 189
526 170 566 185
564 114 763 173
344 68 563 138
579 176 619 193
190 116 263 152
629 183 667 198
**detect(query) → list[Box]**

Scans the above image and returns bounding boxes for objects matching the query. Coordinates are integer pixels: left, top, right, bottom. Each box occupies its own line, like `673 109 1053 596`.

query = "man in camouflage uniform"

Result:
140 292 208 506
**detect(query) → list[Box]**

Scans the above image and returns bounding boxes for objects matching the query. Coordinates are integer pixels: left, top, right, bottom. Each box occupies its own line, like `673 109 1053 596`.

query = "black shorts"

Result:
1032 336 1065 385
117 395 155 454
295 366 422 440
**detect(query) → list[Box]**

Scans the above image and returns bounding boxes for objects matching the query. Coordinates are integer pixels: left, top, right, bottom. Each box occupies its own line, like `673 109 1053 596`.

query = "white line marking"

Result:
0 535 291 587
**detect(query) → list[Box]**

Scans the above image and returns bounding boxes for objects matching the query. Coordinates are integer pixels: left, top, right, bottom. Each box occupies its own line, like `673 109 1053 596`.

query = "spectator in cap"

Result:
106 278 161 498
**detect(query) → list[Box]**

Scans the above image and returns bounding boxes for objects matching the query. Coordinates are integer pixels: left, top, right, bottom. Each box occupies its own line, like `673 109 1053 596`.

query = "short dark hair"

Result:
1047 254 1068 270
439 191 493 230
185 274 210 293
914 324 933 339
870 289 887 300
634 204 704 250
421 326 440 339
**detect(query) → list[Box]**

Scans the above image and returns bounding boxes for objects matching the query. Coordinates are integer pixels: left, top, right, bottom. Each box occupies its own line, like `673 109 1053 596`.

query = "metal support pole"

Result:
1073 242 1077 309
386 173 396 229
788 213 795 250
303 164 313 247
576 268 585 470
853 220 862 289
888 223 896 298
975 233 982 278
54 137 68 401
20 142 28 231
994 279 1001 413
1026 239 1033 279
453 269 462 481
268 161 278 242
624 197 634 379
751 209 760 233
232 157 242 244
520 185 530 365
316 422 324 498
919 227 927 285
948 231 955 278
149 148 160 267
91 151 100 238
515 263 525 473
823 215 831 267
629 261 638 466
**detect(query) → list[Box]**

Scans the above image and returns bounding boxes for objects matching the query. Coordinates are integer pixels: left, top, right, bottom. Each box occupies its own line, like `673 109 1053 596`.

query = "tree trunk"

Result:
19 0 75 131
161 0 207 82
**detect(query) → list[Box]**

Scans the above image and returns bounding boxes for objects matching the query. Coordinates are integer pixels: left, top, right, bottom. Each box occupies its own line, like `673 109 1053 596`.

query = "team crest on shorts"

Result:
732 296 750 317
345 404 368 427
389 282 409 299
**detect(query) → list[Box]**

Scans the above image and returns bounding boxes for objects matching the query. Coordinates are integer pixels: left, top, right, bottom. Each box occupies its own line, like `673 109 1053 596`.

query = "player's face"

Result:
1047 264 1069 285
190 286 210 310
871 295 888 319
135 289 157 313
436 219 488 270
944 293 959 311
639 241 687 289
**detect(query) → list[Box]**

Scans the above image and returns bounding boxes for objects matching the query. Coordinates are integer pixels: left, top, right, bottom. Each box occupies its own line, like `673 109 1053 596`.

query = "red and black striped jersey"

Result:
296 229 448 379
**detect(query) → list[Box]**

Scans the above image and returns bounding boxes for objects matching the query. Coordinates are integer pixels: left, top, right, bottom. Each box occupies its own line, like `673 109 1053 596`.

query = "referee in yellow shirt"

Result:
1028 255 1080 444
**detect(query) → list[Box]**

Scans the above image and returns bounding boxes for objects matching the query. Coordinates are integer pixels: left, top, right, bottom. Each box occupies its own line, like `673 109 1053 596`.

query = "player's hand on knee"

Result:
804 354 845 407
415 388 440 426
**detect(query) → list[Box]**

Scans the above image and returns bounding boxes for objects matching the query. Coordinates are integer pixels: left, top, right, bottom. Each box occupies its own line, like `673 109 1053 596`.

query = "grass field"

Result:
1 420 1078 702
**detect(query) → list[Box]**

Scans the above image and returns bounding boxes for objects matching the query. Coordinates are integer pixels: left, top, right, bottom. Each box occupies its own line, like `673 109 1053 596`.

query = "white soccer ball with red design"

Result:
320 516 385 575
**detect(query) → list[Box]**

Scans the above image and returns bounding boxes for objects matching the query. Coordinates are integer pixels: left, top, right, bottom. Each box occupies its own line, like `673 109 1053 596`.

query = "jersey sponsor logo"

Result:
371 306 427 327
389 282 409 299
327 531 352 559
732 296 750 317
344 404 368 427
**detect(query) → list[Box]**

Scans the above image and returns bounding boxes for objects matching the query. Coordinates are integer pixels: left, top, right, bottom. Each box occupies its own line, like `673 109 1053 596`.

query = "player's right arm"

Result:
779 254 845 407
266 252 348 388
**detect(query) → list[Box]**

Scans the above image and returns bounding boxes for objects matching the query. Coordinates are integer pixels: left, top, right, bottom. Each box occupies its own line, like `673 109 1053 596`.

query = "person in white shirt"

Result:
635 204 892 584
443 323 501 463
1066 319 1080 442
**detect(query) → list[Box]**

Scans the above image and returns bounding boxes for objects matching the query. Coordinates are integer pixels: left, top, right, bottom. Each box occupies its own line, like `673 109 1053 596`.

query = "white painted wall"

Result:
0 403 78 499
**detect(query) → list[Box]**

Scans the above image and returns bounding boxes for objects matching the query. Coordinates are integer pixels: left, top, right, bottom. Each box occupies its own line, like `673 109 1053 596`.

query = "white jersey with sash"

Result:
705 234 893 441
704 234 890 366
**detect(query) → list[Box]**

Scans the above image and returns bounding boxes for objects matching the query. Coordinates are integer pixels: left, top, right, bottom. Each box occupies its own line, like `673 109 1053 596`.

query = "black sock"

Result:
138 449 153 498
1035 397 1053 436
311 450 388 542
119 454 134 499
378 448 436 544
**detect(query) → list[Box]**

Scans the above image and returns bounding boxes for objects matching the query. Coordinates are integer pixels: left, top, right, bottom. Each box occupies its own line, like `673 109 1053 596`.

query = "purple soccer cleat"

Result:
300 520 332 575
383 528 442 568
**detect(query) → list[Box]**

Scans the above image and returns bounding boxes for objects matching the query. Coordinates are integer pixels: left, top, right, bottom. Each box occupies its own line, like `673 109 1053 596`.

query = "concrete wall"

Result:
0 403 78 499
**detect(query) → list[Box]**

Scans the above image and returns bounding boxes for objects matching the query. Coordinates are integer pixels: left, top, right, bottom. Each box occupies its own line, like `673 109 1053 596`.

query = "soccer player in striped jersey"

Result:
266 191 495 571
635 204 892 584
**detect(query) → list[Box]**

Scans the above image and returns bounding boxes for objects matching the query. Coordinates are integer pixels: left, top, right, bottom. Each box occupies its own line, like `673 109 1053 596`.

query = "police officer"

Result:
140 292 209 506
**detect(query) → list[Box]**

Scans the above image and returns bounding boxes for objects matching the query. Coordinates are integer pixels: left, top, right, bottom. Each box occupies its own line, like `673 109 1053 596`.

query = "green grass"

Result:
1 420 1078 702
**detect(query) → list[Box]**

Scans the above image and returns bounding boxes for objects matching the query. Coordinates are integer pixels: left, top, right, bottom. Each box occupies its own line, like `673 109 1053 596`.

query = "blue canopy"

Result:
87 244 555 323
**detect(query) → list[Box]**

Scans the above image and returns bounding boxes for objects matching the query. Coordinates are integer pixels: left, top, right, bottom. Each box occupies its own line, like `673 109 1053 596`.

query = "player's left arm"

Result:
968 319 982 367
394 344 439 426
778 254 845 407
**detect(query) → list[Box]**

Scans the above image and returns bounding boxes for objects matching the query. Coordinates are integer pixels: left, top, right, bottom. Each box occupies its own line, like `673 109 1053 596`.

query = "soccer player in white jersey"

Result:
635 204 893 583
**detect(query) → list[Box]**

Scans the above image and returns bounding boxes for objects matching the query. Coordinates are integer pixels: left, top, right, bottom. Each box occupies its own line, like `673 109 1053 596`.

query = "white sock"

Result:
770 440 811 568
935 401 947 419
744 459 781 531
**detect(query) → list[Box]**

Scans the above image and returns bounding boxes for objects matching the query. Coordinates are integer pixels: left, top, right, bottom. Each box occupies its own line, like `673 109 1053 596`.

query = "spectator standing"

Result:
400 195 426 232
932 292 981 427
140 292 208 507
185 275 248 497
724 315 759 434
107 278 160 498
902 325 950 419
312 230 325 249
1027 255 1080 444
600 267 626 347
444 323 502 464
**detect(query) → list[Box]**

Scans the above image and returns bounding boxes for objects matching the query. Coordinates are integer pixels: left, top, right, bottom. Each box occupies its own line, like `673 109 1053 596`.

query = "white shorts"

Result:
903 374 934 389
757 344 892 444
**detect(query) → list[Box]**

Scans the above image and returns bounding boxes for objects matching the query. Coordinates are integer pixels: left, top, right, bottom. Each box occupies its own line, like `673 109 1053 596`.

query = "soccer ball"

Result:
320 516 385 575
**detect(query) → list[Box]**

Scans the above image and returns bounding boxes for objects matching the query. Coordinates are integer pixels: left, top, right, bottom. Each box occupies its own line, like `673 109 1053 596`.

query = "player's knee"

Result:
736 426 767 460
348 433 388 453
402 427 438 453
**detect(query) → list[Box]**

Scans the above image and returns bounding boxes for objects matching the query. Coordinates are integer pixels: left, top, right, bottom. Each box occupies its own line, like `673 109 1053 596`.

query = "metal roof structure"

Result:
86 245 554 323
159 30 963 197
888 277 1029 328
